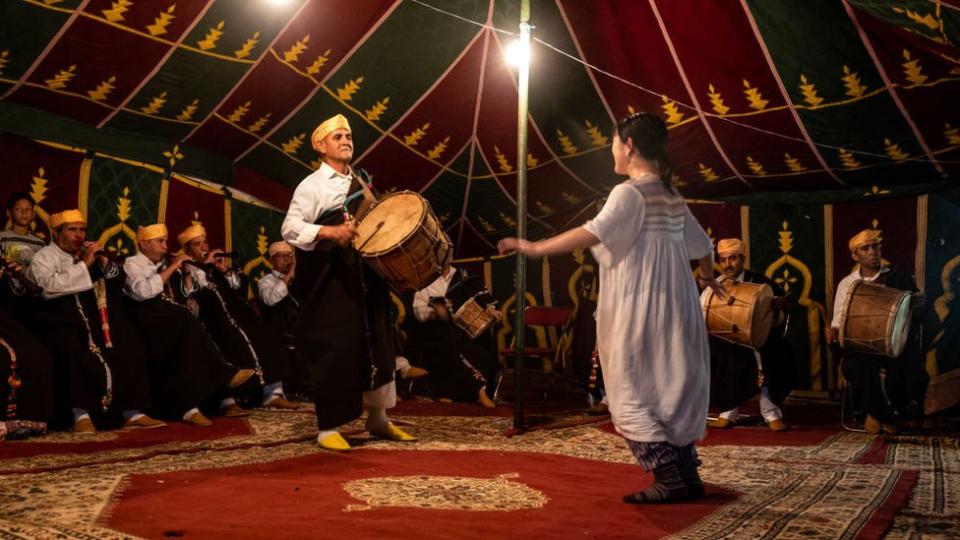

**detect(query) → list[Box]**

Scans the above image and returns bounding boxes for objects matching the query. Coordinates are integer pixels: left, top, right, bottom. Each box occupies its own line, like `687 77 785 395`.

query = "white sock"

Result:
220 397 236 409
72 408 90 422
395 355 411 376
123 410 144 421
182 407 200 421
262 382 284 405
365 407 389 431
317 429 340 442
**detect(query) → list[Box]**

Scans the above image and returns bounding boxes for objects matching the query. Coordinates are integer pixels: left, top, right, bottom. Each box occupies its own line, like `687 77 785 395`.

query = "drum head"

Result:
355 192 425 254
887 292 913 358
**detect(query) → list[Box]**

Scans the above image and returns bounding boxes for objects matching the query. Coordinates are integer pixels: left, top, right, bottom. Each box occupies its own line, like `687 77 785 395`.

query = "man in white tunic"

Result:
499 112 720 504
124 223 255 426
28 209 163 433
282 113 413 451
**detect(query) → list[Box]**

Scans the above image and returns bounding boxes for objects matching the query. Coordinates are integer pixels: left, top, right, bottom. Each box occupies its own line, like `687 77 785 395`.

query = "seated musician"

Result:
409 265 497 408
281 113 414 452
1 192 46 268
257 241 312 397
124 223 256 426
826 229 926 434
706 238 792 431
27 210 163 433
1 257 54 439
171 224 297 415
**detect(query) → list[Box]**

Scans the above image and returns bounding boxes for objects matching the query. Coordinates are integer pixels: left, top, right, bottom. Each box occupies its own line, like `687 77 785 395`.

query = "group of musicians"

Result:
0 113 928 445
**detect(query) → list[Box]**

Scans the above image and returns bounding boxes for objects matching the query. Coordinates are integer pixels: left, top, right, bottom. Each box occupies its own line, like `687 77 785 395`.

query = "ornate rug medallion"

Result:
343 473 548 512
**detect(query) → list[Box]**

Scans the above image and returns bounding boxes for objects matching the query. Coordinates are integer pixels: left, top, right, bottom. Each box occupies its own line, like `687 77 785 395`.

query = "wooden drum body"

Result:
700 280 775 349
453 296 496 339
838 280 912 358
354 191 452 292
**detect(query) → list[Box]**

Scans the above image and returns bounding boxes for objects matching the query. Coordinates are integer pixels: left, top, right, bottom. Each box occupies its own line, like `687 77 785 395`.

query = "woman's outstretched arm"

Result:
498 227 600 259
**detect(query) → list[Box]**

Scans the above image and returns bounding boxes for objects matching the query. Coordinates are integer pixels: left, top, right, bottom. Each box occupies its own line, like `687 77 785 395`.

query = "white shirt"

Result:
258 270 290 306
27 243 93 299
831 265 890 328
185 264 241 291
413 266 457 322
281 162 352 251
123 252 164 301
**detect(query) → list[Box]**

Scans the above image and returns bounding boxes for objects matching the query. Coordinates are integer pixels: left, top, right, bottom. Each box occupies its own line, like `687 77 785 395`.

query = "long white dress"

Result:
583 174 712 446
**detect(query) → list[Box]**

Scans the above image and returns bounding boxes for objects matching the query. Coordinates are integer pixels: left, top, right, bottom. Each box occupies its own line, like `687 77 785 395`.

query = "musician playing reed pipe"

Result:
27 209 162 433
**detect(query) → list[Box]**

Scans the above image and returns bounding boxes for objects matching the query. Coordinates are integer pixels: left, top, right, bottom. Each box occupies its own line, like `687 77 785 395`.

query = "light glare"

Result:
505 39 530 68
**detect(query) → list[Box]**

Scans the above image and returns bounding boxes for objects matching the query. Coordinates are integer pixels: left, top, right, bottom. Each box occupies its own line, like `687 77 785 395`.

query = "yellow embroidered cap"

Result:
137 223 168 242
848 229 882 252
716 238 744 256
268 241 294 257
49 209 85 229
311 114 351 149
177 224 206 247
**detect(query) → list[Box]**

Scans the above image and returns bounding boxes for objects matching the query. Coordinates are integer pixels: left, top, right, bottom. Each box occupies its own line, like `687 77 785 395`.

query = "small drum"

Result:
700 280 775 349
354 191 452 292
453 295 496 339
837 280 912 358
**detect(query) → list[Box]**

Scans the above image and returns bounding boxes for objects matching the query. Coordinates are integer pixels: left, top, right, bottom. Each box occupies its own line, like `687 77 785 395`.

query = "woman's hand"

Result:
497 238 541 258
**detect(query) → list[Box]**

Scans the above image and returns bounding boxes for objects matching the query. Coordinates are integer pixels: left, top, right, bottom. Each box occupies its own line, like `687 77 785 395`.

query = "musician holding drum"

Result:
408 265 499 408
703 238 792 432
827 229 926 434
281 113 415 452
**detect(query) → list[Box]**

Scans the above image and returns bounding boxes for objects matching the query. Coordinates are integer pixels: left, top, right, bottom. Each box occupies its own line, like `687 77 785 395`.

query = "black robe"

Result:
123 271 236 417
0 275 55 423
708 270 793 413
171 268 292 389
258 278 311 396
840 265 926 424
33 263 152 419
292 210 396 430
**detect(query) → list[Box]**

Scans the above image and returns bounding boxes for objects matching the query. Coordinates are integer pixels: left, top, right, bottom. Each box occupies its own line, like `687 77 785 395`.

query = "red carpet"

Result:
0 417 253 461
104 449 737 540
856 470 919 540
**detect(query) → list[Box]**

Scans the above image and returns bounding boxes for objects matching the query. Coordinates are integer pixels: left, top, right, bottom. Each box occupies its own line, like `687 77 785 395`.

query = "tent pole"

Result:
513 0 531 431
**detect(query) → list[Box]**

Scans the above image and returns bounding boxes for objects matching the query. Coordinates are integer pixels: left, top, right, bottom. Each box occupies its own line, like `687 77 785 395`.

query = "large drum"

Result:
700 280 775 349
354 191 452 292
837 280 912 358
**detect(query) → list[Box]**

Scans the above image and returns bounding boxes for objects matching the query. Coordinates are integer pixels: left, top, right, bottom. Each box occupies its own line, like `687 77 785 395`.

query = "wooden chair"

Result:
495 306 574 401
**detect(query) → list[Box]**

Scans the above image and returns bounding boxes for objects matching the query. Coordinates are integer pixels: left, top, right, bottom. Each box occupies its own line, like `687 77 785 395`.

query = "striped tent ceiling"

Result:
1 0 958 251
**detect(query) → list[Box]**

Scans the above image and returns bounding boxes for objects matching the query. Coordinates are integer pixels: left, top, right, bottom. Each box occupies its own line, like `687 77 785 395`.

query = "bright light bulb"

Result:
505 39 530 68
265 0 293 6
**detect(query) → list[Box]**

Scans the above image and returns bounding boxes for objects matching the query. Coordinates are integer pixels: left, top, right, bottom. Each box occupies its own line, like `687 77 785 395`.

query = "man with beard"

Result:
124 223 256 426
27 210 162 433
827 229 926 434
281 113 414 451
706 238 791 431
171 224 296 416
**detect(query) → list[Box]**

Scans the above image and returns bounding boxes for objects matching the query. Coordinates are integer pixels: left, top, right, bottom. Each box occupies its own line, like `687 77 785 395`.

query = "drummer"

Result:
826 229 926 434
281 113 415 451
706 238 793 431
407 265 498 408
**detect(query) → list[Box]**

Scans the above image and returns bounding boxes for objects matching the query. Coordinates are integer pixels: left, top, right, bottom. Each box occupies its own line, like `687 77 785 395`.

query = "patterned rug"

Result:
0 403 956 539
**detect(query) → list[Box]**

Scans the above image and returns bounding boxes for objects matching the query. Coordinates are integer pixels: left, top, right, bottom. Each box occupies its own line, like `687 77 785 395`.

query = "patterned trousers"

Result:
625 439 700 472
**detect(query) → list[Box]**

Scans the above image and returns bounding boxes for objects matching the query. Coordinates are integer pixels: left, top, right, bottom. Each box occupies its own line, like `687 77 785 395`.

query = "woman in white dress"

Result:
498 112 721 504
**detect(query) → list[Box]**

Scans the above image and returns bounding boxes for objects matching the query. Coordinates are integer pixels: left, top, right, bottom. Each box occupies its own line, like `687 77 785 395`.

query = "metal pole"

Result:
513 0 531 431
